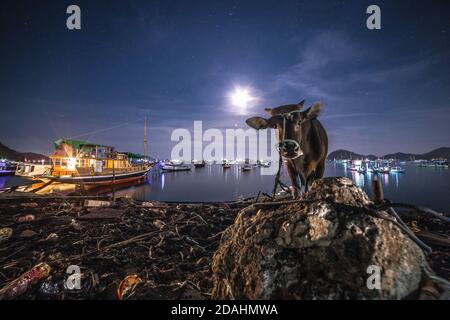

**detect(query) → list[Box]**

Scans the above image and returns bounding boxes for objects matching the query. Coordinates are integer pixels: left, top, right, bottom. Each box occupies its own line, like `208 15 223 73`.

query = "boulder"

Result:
211 177 448 299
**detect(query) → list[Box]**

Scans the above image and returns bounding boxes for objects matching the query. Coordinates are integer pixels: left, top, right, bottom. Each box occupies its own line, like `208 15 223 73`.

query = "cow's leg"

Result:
286 162 300 198
304 175 310 193
298 172 307 195
315 159 326 179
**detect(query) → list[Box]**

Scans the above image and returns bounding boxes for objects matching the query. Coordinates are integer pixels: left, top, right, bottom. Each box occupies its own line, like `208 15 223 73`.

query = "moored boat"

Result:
373 166 390 174
222 163 231 169
15 162 51 178
45 139 151 187
0 160 16 176
193 160 206 168
161 164 191 172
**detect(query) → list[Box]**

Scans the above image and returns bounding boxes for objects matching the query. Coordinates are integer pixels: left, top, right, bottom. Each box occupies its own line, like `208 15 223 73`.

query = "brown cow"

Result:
246 100 328 197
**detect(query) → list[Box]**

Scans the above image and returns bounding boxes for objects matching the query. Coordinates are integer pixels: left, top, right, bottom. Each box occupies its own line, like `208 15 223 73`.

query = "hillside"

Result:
327 150 377 160
328 147 450 161
0 142 49 162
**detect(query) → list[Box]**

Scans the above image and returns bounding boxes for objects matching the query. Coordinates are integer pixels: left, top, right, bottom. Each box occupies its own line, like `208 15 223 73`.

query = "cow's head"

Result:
245 100 322 159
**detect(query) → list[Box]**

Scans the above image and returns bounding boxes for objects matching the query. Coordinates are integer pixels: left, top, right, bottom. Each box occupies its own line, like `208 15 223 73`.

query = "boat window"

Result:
30 166 34 172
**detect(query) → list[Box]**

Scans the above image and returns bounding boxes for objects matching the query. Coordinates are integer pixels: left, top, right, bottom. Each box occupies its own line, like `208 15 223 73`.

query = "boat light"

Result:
67 157 77 171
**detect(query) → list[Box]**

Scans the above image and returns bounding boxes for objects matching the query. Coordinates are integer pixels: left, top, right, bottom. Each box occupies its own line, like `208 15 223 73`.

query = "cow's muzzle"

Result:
277 139 303 159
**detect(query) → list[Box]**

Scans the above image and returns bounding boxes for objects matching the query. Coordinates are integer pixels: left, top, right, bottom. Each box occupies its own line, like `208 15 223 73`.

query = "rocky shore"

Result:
0 178 449 300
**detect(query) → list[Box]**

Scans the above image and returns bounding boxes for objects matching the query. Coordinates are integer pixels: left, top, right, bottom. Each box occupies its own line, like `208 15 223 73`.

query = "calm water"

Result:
1 163 448 213
115 162 449 213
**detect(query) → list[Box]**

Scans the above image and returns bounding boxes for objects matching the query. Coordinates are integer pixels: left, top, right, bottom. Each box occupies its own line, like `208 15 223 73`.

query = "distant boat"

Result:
348 166 358 171
259 161 271 168
161 164 191 172
390 166 405 173
373 166 390 174
0 160 16 176
222 163 231 169
242 165 252 172
193 160 206 168
357 167 366 174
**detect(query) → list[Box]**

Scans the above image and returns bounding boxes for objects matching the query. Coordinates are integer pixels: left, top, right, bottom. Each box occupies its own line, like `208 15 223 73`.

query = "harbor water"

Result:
1 162 448 213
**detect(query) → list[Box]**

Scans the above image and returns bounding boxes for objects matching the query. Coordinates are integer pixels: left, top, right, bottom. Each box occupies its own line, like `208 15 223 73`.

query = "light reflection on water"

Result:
0 162 448 213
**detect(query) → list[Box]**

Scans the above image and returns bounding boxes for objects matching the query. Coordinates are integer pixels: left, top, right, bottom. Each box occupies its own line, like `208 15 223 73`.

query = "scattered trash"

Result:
83 200 113 208
0 227 13 242
19 229 37 238
45 233 59 241
117 275 143 300
15 214 36 223
70 219 82 231
141 202 154 207
0 263 51 300
153 219 165 229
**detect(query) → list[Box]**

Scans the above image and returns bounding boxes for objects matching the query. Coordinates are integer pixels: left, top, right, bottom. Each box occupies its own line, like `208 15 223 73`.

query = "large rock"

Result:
211 177 447 299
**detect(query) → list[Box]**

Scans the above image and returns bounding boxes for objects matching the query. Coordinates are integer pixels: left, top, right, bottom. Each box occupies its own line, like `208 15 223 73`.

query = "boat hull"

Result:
51 169 150 186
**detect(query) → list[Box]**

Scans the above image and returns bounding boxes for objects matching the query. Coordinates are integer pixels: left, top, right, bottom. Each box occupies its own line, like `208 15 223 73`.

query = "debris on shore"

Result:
0 179 448 300
0 195 247 299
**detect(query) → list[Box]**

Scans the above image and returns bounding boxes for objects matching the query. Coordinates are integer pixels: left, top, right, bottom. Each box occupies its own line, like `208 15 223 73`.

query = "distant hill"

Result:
0 142 49 162
327 150 377 161
328 147 450 161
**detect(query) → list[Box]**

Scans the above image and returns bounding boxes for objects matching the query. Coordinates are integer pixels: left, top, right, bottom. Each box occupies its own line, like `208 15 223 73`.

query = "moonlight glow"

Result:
229 86 257 115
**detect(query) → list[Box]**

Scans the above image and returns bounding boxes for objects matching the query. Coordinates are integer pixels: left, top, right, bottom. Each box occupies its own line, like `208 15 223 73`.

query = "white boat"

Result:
259 161 271 168
15 162 51 178
390 166 405 173
161 164 191 172
373 166 390 174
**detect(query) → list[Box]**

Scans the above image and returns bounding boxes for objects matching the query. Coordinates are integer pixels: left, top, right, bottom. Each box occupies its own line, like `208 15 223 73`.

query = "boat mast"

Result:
144 115 148 160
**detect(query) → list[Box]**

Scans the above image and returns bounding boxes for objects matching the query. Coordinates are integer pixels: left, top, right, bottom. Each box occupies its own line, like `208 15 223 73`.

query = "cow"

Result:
246 100 328 198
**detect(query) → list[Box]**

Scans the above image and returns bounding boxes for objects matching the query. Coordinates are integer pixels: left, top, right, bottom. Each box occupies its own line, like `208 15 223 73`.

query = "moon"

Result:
229 86 257 115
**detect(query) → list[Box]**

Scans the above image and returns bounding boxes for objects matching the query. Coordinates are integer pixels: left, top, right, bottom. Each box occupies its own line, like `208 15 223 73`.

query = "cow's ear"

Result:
303 102 322 119
246 117 269 130
297 100 305 109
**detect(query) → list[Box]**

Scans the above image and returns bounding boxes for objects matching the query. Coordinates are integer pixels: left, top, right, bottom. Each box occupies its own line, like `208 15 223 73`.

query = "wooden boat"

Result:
15 162 51 178
45 139 151 187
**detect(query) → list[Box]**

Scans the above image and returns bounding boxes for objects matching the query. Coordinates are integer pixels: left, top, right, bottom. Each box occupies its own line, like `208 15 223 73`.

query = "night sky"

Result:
1 0 449 158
